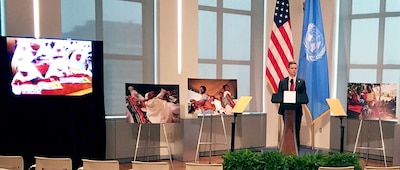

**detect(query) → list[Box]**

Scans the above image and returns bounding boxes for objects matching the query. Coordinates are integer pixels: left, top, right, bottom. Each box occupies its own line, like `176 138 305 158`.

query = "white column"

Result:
158 0 198 118
5 0 61 38
158 0 199 159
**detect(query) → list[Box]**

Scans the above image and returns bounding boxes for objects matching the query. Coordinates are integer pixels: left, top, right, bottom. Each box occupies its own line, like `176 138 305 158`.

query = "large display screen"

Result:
7 37 94 96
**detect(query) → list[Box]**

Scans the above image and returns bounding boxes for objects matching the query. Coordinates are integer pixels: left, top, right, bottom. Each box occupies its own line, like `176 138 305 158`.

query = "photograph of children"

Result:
188 78 237 115
347 83 397 121
125 83 180 124
8 37 93 96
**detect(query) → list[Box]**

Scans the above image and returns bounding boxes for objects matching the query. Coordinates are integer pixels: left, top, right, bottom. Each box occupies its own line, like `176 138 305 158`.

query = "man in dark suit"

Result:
277 61 308 150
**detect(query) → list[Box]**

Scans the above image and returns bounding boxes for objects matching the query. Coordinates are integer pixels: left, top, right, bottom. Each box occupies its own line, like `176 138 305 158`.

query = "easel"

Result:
133 123 175 170
353 117 387 167
194 112 229 163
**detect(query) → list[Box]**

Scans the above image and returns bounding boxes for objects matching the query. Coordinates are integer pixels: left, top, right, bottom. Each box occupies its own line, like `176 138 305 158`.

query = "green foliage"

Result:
286 153 326 170
258 150 288 170
222 149 361 170
222 149 259 170
321 152 362 170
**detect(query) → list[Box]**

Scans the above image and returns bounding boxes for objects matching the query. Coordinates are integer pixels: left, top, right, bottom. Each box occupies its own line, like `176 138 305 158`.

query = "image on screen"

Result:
125 83 180 124
7 37 94 96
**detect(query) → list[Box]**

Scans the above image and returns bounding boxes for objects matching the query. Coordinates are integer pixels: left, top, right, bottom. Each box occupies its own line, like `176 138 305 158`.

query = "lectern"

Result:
271 93 308 155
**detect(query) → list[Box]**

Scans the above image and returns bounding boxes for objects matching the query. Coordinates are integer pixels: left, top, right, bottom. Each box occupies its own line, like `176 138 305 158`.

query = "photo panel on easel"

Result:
346 82 397 121
188 78 237 115
125 83 180 124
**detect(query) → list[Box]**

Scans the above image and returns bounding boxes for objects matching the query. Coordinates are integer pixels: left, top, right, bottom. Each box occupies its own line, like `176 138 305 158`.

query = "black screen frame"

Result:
0 36 106 169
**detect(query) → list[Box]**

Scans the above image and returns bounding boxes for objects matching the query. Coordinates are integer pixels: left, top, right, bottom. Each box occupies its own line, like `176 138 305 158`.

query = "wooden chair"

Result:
319 166 354 170
364 166 400 170
30 156 72 170
185 162 223 170
130 161 169 170
0 156 24 170
78 159 119 170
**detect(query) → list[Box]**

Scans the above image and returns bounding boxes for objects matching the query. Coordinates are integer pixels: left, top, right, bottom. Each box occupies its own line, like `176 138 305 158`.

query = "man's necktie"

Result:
290 79 294 91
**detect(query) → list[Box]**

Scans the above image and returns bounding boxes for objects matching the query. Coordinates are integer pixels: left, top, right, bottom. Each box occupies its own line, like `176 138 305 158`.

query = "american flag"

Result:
266 0 293 93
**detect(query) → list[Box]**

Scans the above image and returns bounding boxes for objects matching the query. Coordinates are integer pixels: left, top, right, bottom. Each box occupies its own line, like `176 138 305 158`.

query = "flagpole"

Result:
278 116 282 148
311 123 315 150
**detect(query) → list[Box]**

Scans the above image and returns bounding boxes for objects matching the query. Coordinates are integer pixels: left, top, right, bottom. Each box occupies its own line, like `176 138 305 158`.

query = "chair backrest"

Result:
364 166 400 170
185 162 223 170
0 156 24 170
318 167 355 170
131 161 169 170
35 156 72 170
81 159 119 170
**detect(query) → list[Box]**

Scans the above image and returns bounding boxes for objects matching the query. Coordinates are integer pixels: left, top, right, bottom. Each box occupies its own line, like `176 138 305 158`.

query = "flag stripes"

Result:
267 14 293 93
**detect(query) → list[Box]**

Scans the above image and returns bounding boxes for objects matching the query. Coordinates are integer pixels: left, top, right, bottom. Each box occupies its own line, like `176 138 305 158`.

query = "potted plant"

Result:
321 152 362 170
222 149 361 170
222 149 260 170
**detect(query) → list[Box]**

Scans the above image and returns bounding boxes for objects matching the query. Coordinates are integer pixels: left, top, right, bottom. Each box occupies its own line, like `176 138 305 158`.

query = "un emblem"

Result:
303 23 326 62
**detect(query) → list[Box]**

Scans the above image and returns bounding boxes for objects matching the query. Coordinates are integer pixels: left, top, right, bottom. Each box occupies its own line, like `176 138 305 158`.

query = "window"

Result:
61 0 96 40
347 0 400 84
344 0 400 118
61 0 154 116
198 0 264 112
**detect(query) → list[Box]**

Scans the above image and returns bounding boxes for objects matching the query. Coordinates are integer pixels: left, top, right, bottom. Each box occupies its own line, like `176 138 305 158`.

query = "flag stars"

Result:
268 0 292 93
274 0 289 26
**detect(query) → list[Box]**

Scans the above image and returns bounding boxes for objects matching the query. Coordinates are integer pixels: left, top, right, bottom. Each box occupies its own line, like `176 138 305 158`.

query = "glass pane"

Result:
352 0 380 14
383 69 400 84
198 63 216 79
198 0 217 7
198 11 217 59
349 69 376 83
350 18 379 64
223 0 251 11
104 59 143 115
103 1 142 55
386 0 400 12
61 0 96 40
223 13 251 61
383 17 400 64
223 64 250 97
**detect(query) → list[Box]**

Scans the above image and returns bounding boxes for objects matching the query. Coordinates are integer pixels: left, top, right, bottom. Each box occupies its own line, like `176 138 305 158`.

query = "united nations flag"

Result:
297 0 330 122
